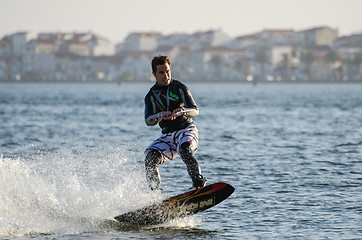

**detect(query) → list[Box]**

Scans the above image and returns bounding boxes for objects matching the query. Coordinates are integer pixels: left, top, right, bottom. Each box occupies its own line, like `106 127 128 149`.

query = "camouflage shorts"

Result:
145 125 199 164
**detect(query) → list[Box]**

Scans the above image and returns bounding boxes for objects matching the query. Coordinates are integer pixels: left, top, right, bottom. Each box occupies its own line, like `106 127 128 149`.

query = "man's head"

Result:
152 55 171 86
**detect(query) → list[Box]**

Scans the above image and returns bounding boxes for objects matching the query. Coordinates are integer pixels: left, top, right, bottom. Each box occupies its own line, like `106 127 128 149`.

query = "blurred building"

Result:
0 26 361 82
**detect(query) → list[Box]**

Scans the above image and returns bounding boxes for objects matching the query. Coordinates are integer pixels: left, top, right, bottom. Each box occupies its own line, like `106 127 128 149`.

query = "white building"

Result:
333 34 362 59
157 33 192 49
0 37 13 57
230 34 259 49
119 51 153 81
191 46 248 81
271 45 295 67
22 40 56 77
124 32 162 51
297 26 338 47
190 29 232 50
10 32 37 56
81 34 115 56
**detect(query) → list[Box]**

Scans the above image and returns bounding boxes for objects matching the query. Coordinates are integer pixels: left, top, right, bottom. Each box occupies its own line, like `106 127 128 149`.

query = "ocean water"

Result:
0 82 361 239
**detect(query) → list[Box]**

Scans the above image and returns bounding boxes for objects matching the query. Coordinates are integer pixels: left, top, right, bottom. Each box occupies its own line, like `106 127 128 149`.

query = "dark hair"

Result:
151 55 171 73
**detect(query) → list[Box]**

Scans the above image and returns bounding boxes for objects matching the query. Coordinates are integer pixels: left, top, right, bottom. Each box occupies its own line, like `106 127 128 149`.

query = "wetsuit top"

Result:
144 79 199 134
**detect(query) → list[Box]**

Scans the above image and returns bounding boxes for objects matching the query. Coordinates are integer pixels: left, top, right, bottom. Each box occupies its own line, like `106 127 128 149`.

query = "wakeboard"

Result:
114 182 234 225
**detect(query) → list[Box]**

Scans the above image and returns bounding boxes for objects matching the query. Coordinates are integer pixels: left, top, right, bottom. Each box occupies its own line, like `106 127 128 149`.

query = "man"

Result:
144 55 206 191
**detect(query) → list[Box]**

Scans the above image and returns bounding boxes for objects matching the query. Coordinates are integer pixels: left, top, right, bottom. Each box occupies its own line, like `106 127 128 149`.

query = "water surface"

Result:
0 82 361 239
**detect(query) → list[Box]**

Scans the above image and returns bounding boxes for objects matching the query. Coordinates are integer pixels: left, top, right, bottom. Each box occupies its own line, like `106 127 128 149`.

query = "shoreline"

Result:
1 79 362 84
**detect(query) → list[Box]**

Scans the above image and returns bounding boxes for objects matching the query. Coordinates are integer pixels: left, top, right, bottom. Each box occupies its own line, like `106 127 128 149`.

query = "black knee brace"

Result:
179 142 193 158
145 149 161 168
179 142 199 174
179 142 206 188
145 149 162 190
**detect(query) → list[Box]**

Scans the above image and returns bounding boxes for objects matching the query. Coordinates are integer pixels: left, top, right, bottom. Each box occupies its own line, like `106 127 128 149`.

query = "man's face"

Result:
153 63 171 86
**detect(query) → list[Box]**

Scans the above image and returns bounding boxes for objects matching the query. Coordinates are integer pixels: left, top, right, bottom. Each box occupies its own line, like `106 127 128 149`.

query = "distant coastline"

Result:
1 79 361 84
1 27 361 83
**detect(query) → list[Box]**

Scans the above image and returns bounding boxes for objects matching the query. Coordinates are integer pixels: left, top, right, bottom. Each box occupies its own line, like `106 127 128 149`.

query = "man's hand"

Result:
162 108 184 121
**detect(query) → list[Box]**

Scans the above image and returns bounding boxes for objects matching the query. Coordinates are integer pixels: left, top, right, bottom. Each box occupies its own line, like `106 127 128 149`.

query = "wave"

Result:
0 145 165 238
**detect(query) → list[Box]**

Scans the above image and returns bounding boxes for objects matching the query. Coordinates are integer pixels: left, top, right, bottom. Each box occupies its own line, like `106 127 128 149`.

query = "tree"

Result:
347 53 362 81
300 50 315 81
277 53 291 81
234 58 249 81
324 49 340 81
254 48 269 81
354 54 362 81
208 54 223 80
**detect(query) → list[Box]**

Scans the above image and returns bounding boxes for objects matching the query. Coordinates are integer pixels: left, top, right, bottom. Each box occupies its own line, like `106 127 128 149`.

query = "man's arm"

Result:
144 93 176 125
145 112 162 126
181 107 199 118
179 85 199 118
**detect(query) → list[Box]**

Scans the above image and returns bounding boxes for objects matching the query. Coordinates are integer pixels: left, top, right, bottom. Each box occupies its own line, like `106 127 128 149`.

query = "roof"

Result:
130 32 162 38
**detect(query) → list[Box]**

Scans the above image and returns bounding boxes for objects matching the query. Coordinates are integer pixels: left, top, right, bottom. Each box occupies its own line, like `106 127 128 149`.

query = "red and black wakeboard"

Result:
114 182 234 225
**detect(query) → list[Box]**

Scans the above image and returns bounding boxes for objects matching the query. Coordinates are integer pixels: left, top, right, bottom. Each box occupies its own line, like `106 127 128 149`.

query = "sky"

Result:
1 0 361 43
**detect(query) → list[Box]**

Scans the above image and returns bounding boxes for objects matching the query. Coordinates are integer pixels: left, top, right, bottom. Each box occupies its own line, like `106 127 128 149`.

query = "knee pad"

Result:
145 149 162 167
179 142 193 158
